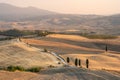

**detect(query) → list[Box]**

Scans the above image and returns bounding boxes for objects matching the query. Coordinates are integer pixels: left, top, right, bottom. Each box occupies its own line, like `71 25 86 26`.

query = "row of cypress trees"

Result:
66 45 108 68
66 57 89 68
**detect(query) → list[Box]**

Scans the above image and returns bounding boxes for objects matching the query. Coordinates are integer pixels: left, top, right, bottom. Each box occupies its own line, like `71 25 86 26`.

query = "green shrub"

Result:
26 67 42 72
7 66 16 71
48 65 55 68
44 48 48 52
15 66 25 71
6 66 25 72
1 66 43 73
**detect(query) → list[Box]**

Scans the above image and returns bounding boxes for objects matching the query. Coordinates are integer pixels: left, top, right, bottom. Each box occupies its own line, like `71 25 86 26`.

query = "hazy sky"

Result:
0 0 120 15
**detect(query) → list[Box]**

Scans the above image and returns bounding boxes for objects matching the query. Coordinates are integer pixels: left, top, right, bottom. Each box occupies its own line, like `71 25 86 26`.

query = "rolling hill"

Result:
0 3 120 35
21 34 120 71
0 39 64 68
0 3 57 21
0 35 120 80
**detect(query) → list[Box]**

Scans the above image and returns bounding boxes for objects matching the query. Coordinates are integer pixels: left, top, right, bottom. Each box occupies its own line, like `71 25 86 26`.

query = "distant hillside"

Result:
0 3 120 35
20 14 120 35
0 3 57 21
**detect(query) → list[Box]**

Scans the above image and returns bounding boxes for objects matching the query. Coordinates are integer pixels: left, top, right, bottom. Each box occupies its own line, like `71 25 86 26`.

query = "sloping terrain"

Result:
47 34 120 52
0 39 63 68
21 34 120 71
62 53 120 71
0 35 120 80
0 3 56 21
35 67 120 80
0 3 120 34
22 34 120 54
0 70 38 80
0 67 120 80
21 38 104 53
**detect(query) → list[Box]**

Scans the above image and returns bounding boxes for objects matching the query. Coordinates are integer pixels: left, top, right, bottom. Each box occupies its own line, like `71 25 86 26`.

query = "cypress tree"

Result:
78 59 81 67
105 44 108 52
86 59 89 68
67 57 70 63
75 58 78 67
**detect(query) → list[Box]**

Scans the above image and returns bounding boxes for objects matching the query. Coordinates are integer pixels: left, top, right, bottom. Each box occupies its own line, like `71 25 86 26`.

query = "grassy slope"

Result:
0 67 120 80
0 34 120 80
0 40 63 68
21 34 120 71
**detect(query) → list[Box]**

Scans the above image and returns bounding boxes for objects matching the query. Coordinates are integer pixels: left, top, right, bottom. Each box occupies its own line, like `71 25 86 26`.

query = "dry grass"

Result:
0 40 63 68
21 34 120 71
47 34 89 41
47 34 120 45
0 70 38 80
21 38 104 52
62 53 120 71
0 34 120 80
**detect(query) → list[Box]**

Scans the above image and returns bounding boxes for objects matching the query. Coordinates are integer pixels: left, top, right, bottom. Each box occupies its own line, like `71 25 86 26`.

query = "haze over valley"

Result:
0 3 120 35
